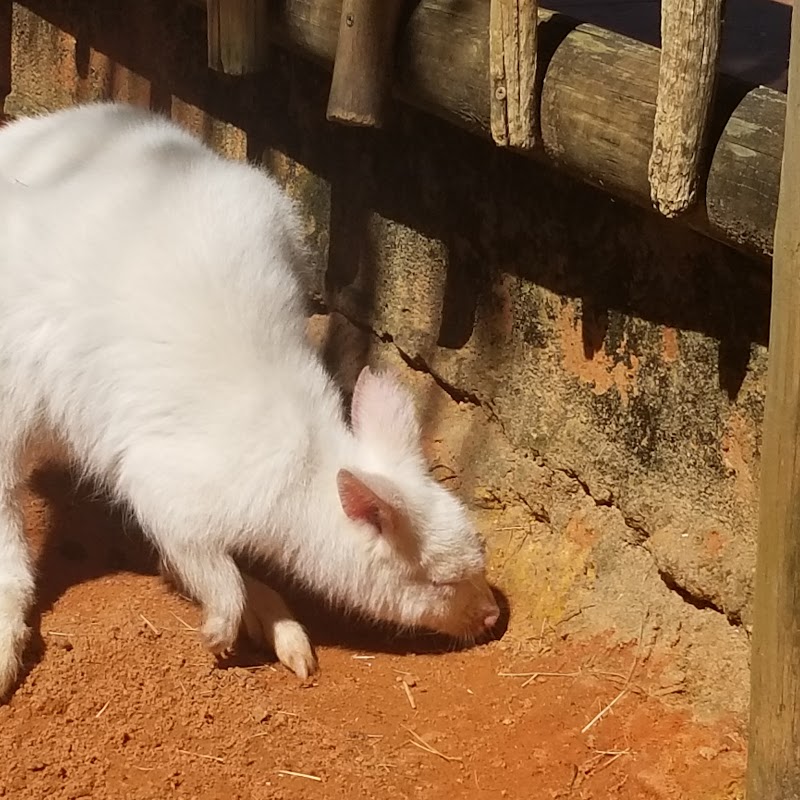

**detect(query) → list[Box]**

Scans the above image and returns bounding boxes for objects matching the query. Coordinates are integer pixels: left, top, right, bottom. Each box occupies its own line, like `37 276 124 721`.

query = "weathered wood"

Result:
648 0 724 217
187 0 787 261
489 0 538 150
207 0 269 75
539 21 659 204
706 87 784 258
326 0 406 127
747 6 800 796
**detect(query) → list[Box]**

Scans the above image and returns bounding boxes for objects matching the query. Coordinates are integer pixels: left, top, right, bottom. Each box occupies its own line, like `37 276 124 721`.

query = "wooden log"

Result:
746 6 800 796
326 0 406 127
186 0 785 262
539 20 658 204
207 0 270 75
489 0 538 150
706 87 784 258
648 0 724 217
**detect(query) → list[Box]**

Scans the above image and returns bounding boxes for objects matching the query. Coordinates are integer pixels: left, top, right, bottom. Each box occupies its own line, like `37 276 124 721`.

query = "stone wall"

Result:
4 0 763 717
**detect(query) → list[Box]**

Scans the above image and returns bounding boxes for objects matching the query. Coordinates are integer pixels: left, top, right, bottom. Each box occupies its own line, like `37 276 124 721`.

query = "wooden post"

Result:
747 5 800 798
648 0 724 217
489 0 538 150
207 0 270 75
326 0 406 127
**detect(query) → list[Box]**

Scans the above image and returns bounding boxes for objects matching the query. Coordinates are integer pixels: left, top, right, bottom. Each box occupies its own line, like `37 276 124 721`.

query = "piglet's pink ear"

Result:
350 366 421 455
337 468 404 534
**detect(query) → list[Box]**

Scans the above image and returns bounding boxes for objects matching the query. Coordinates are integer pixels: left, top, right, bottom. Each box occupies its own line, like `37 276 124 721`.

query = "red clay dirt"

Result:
0 458 746 800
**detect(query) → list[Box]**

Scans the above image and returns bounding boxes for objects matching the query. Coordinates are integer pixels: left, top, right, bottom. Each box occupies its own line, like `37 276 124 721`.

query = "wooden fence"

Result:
194 0 786 264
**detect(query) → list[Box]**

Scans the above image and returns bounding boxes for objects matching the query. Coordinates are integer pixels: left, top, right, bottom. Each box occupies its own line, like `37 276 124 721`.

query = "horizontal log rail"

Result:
187 0 781 262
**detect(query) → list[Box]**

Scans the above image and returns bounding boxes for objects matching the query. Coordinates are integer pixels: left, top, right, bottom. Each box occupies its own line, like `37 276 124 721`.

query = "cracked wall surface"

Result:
4 0 761 716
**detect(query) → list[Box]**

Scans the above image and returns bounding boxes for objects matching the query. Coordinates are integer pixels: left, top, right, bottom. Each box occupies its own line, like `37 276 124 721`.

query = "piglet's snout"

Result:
475 597 500 633
462 580 500 637
427 577 501 639
483 606 500 631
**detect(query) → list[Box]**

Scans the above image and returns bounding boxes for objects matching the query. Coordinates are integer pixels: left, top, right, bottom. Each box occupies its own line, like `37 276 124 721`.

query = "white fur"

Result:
0 102 498 698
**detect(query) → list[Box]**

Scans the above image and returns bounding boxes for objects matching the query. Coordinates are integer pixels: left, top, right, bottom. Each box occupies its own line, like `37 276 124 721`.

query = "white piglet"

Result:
0 102 499 698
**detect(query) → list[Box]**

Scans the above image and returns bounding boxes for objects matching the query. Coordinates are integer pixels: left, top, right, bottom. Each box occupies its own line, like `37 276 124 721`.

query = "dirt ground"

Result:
0 460 746 800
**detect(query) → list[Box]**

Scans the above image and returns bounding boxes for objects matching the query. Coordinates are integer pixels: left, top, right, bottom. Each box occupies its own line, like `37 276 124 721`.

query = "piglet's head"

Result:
336 366 499 640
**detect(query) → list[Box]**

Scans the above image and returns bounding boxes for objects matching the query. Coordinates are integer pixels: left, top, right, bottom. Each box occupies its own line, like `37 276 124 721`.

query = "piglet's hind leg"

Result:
160 545 245 655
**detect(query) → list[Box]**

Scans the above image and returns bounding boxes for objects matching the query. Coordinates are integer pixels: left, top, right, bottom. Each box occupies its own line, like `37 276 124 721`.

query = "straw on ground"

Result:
277 769 322 782
404 726 462 763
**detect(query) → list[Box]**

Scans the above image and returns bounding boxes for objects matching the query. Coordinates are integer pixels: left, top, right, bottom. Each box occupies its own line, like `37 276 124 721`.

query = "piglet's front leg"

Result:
240 573 317 680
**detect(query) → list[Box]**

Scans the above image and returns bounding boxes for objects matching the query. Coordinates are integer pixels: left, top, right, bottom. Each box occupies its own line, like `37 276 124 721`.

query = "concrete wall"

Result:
5 0 762 717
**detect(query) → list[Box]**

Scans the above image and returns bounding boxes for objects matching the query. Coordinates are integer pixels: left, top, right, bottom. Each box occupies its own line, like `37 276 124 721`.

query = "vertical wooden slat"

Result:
207 0 270 75
648 0 724 217
326 0 406 128
746 4 800 798
489 0 538 150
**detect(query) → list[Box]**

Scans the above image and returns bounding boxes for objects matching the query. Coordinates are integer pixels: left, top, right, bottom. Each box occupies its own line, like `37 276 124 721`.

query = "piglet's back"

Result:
0 103 320 482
